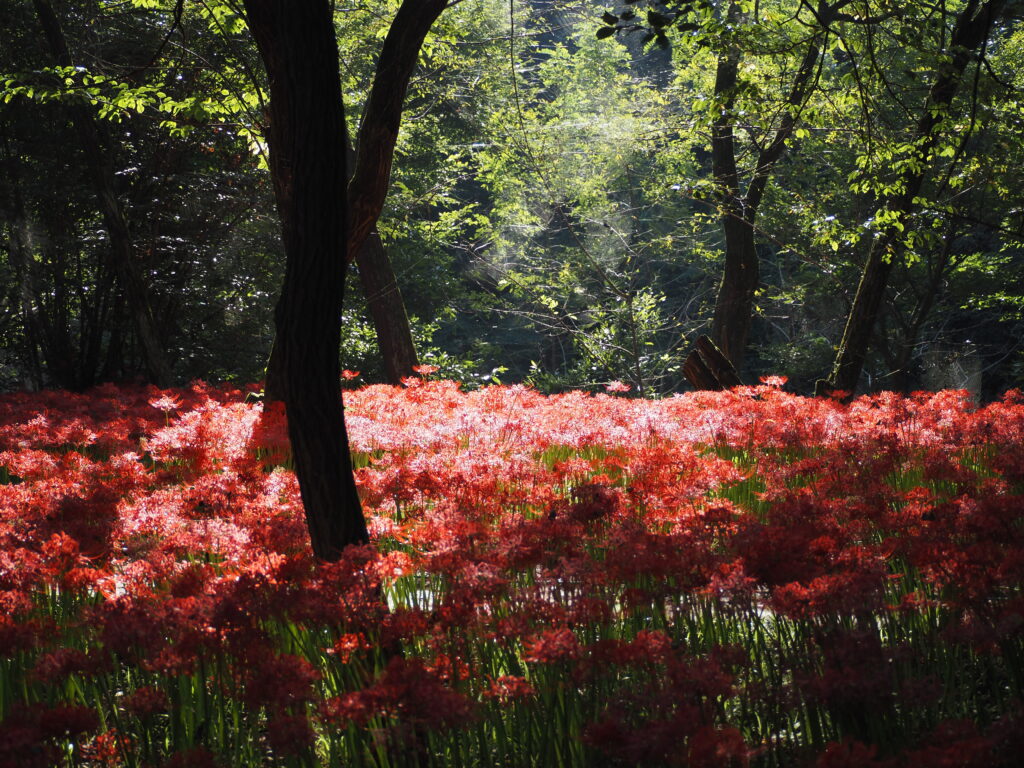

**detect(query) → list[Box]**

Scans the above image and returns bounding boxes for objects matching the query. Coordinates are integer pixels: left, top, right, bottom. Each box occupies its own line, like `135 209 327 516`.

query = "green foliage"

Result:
1 0 1023 395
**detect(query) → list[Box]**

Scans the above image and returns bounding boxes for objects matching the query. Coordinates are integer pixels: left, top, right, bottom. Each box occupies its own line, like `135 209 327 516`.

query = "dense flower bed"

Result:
1 379 1023 766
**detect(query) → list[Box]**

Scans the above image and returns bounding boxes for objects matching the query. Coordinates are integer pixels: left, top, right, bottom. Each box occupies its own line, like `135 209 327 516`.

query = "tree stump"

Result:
683 335 743 391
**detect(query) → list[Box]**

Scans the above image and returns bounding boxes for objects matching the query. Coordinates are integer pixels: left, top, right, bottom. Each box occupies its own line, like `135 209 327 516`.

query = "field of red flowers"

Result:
1 378 1023 767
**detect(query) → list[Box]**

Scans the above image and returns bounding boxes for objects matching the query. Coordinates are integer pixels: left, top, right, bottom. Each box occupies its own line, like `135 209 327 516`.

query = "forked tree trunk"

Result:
823 0 1007 396
32 0 172 387
263 1 445 392
244 0 368 559
709 0 824 373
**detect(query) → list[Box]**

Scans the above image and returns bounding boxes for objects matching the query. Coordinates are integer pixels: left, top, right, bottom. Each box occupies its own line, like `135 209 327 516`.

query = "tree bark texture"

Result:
1 126 47 388
263 0 439 390
243 0 368 559
708 5 754 372
824 0 1007 396
31 0 172 387
683 335 743 391
346 130 419 383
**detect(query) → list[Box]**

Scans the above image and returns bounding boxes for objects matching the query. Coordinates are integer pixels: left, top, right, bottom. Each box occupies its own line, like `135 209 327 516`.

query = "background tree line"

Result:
2 0 1024 400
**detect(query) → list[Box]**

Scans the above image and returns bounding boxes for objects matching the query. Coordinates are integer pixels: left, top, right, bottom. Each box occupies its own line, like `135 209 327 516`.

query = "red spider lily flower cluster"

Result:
0 381 1023 765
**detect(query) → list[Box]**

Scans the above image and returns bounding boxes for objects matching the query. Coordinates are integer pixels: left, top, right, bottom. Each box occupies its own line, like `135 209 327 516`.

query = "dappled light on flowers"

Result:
0 381 1022 765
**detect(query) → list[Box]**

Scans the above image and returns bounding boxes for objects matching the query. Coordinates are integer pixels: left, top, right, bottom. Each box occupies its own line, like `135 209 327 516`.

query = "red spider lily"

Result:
523 627 580 664
330 632 371 663
161 746 220 768
82 729 130 767
122 685 169 720
322 657 474 732
0 704 98 768
148 394 183 413
797 628 896 713
0 616 42 655
241 651 321 711
31 648 107 684
39 704 100 741
483 675 536 704
1 381 1023 765
816 740 889 767
266 714 316 758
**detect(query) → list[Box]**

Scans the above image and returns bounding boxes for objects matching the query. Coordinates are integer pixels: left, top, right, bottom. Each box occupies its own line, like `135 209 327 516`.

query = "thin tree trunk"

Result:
823 0 1006 396
31 0 172 386
346 0 448 260
1 126 46 388
356 229 419 383
243 0 368 559
345 128 419 384
709 1 824 373
708 3 754 371
100 293 126 382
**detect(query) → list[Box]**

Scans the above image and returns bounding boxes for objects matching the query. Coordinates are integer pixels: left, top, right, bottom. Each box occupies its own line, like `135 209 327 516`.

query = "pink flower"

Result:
148 394 182 412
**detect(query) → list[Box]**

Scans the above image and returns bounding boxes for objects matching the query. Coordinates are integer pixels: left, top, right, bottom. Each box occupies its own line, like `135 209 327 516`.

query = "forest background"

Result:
2 0 1024 401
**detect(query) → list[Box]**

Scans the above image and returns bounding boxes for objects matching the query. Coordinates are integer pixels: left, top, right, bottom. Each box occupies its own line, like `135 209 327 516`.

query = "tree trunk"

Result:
1 126 46 389
711 211 759 374
683 335 743 391
708 1 824 373
356 229 419 383
707 3 754 372
346 0 449 259
823 0 1007 396
244 0 368 559
31 0 172 387
263 0 441 392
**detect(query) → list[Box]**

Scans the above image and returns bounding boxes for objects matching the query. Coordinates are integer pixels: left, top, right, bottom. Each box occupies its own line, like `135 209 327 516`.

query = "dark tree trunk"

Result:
356 229 419 383
100 293 127 382
244 0 368 559
709 1 824 373
708 5 754 372
31 0 172 387
266 234 419 395
711 211 759 374
1 127 46 389
683 335 743 391
823 0 1007 396
264 0 442 391
346 0 448 259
